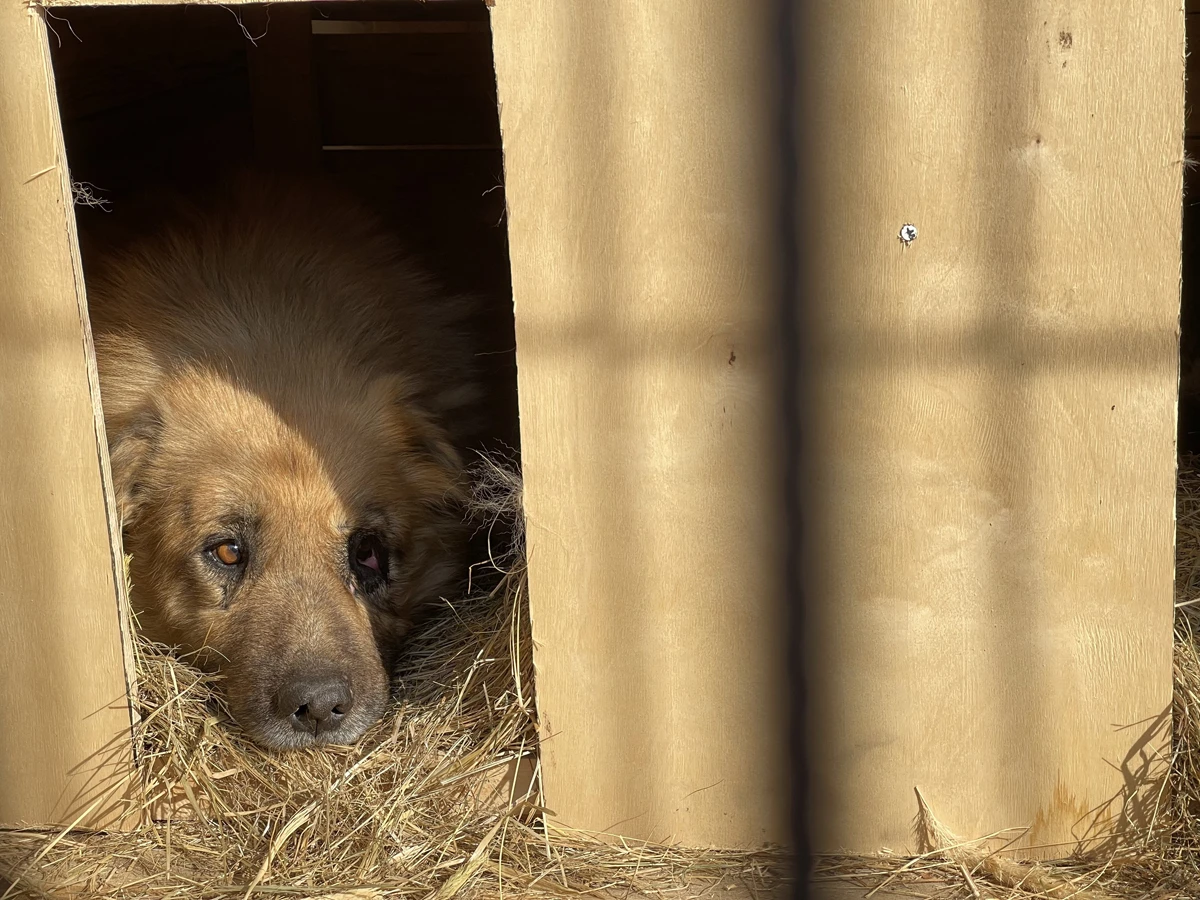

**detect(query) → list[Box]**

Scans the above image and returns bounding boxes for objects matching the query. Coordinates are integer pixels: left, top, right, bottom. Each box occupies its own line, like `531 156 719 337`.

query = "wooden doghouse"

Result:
0 0 1185 857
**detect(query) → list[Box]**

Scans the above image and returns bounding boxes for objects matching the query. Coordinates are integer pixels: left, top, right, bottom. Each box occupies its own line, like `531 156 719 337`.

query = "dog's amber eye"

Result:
212 541 243 566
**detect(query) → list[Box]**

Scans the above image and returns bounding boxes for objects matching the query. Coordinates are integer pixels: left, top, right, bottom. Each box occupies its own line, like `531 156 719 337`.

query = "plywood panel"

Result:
311 2 489 24
803 2 1181 856
0 1 135 826
1188 14 1199 137
492 3 790 848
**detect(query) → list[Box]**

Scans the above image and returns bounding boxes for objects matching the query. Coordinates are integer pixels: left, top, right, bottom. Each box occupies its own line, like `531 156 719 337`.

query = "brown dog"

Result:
84 176 482 749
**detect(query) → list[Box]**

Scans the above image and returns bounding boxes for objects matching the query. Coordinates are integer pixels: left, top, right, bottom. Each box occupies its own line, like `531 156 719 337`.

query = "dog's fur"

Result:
85 176 482 749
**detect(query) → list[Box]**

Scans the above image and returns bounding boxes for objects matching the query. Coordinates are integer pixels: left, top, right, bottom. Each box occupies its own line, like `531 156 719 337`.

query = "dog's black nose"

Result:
275 675 355 736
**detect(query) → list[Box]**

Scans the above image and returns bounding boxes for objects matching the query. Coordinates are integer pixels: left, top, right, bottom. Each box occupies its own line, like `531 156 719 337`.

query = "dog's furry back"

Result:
83 175 485 453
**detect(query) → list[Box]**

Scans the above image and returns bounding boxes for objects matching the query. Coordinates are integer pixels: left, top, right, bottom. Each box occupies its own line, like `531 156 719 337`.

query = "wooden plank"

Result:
1189 14 1199 137
491 2 790 848
309 1 490 22
0 1 136 827
312 21 490 34
803 2 1181 857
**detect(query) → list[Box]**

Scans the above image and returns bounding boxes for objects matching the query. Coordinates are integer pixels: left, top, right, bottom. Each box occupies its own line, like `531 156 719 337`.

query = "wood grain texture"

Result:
0 1 136 827
803 2 1182 857
491 2 791 848
1188 13 1199 137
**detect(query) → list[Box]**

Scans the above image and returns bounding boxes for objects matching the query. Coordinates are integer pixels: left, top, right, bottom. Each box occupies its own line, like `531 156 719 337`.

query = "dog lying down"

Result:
84 177 486 749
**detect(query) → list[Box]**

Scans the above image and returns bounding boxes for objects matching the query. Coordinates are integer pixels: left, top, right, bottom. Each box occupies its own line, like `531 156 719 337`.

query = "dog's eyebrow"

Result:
202 512 260 537
338 509 395 534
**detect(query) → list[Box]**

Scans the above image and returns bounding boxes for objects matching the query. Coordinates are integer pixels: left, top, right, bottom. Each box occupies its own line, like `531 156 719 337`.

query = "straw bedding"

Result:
811 454 1200 900
16 452 1200 899
0 460 791 899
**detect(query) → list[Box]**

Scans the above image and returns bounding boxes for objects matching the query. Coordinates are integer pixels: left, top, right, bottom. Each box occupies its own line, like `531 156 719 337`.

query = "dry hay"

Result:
0 457 790 899
812 456 1200 900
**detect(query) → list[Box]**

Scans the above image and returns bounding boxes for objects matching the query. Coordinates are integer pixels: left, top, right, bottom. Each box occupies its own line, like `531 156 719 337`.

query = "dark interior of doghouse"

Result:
48 0 520 459
1184 13 1200 454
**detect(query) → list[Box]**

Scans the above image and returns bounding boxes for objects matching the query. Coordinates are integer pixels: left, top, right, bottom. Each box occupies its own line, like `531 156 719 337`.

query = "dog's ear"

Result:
375 374 467 508
105 402 164 528
402 408 469 511
90 330 166 528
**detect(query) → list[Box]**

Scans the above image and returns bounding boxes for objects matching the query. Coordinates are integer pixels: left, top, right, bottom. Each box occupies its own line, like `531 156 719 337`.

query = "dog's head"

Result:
84 177 483 749
103 356 467 748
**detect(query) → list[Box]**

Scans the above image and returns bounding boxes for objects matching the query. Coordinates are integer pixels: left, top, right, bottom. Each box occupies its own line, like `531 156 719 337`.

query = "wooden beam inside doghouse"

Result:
800 2 1181 857
492 3 791 849
0 4 136 828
